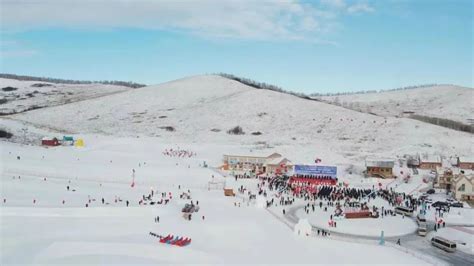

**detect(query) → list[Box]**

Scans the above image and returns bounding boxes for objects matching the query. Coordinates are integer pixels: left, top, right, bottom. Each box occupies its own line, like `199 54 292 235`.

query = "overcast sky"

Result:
0 0 472 93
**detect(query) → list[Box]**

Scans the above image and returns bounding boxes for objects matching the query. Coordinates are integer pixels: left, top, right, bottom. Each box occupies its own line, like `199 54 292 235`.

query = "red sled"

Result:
160 234 173 243
175 237 188 246
170 237 183 245
178 238 191 246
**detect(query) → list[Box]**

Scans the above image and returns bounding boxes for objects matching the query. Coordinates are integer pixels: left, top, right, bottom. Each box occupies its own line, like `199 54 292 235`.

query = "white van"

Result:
431 236 456 252
395 206 414 217
417 224 427 236
416 214 426 225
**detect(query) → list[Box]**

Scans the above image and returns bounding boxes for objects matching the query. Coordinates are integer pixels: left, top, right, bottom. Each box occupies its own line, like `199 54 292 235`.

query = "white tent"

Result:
255 196 266 209
294 219 312 237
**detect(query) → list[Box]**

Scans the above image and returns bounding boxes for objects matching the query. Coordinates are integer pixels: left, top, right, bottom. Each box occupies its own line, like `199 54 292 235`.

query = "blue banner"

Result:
294 165 337 178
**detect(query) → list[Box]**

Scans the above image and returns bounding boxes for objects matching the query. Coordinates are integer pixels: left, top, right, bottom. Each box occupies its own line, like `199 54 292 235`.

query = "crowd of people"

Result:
229 171 442 241
162 148 196 158
290 175 337 186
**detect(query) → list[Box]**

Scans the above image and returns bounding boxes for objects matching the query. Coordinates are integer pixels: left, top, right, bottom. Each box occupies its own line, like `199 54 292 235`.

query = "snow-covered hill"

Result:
315 85 473 124
0 78 132 115
7 75 473 160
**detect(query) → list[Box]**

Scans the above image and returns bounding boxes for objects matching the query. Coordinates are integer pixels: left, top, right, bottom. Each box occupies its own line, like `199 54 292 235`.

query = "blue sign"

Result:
294 165 337 178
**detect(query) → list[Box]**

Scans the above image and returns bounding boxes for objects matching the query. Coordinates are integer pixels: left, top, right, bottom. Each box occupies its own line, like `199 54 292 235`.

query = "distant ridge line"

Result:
0 73 147 89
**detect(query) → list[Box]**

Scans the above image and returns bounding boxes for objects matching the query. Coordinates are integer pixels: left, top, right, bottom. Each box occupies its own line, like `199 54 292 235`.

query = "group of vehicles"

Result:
416 213 427 236
393 200 459 253
432 200 464 209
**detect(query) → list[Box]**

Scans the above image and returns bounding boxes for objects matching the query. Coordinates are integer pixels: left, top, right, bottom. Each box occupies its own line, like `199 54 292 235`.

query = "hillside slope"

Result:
315 85 473 124
0 78 132 115
9 75 473 159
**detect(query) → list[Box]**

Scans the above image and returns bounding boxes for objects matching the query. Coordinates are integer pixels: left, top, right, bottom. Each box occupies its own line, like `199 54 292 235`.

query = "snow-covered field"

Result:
1 139 431 265
316 85 473 124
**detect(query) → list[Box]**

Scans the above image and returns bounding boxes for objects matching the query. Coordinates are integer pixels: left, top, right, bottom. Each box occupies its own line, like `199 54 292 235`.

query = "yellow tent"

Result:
75 138 84 147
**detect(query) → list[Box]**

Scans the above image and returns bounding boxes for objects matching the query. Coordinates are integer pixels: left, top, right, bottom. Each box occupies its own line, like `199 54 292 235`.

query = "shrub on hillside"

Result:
410 114 474 134
31 83 53 87
251 131 262 135
0 74 146 88
0 130 13 138
2 86 18 92
160 126 175 132
227 126 245 135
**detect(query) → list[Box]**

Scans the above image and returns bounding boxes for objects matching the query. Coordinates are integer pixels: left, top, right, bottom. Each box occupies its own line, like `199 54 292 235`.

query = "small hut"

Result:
224 188 235 196
62 136 74 146
75 138 85 147
419 154 442 170
294 219 312 236
256 196 266 208
457 157 474 170
365 159 395 178
42 137 60 146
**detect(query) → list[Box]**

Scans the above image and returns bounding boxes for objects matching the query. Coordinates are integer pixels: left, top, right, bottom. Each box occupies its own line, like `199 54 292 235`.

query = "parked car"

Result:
432 201 449 208
426 189 436 194
449 202 464 208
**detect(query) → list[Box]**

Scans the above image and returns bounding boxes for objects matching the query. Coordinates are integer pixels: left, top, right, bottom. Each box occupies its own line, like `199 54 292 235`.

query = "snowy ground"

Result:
0 138 433 265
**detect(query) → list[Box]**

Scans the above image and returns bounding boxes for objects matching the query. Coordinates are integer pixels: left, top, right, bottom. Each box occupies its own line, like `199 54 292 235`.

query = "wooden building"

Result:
365 159 395 178
222 153 291 175
418 154 442 170
457 157 474 170
222 154 268 173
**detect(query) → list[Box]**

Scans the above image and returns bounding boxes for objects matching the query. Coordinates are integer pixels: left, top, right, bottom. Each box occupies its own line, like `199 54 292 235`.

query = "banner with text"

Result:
294 165 337 178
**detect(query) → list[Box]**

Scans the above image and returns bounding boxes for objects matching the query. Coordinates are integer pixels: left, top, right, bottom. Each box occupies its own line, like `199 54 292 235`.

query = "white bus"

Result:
394 206 414 217
431 236 456 252
416 214 426 225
